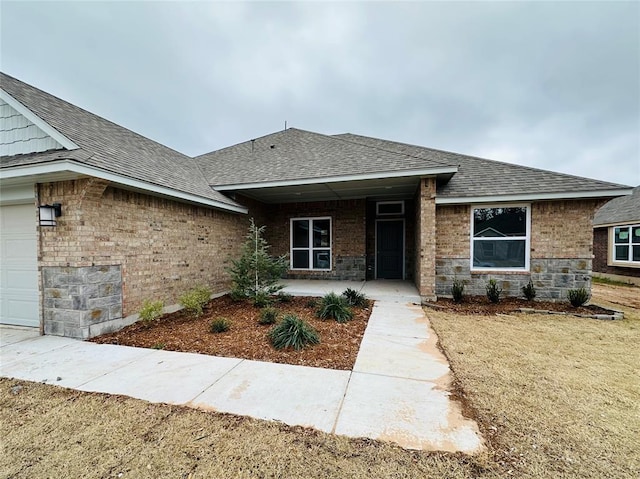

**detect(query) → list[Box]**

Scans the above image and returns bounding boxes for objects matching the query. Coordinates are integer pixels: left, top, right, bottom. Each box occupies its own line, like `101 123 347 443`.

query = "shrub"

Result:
317 292 353 323
269 314 320 350
305 298 319 309
227 219 288 302
522 280 537 301
152 342 165 350
568 288 590 307
486 278 502 304
139 299 164 324
258 307 278 325
210 317 231 333
342 288 368 308
277 292 293 303
179 285 212 317
253 291 272 308
451 278 465 303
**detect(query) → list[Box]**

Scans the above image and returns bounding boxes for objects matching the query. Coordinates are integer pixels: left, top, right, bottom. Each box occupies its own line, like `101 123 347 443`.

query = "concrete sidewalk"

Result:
0 300 483 453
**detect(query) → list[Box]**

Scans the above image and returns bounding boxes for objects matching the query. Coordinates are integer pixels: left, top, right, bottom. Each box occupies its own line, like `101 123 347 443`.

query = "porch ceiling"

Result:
222 176 422 204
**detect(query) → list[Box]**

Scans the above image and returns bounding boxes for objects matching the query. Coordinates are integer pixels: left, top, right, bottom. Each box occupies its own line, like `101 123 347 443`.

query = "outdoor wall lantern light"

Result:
39 203 62 227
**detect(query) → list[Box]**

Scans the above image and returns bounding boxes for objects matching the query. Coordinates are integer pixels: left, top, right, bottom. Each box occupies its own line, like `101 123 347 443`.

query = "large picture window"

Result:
613 225 640 264
471 205 530 271
290 217 331 270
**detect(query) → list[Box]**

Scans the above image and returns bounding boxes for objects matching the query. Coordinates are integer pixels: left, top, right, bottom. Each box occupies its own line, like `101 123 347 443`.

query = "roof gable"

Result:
0 93 76 156
0 72 243 212
195 128 457 188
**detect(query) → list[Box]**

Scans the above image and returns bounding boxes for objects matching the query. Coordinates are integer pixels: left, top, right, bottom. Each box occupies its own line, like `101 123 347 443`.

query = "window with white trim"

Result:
613 225 640 264
290 217 331 270
471 205 530 270
376 201 404 216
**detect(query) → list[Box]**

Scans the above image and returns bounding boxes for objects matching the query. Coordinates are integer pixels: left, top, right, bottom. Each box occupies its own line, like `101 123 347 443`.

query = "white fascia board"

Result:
0 89 79 151
594 220 640 229
0 160 248 214
435 188 634 205
213 166 458 191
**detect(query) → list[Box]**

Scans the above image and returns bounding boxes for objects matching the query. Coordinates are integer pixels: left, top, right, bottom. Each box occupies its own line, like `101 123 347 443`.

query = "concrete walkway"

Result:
0 297 483 453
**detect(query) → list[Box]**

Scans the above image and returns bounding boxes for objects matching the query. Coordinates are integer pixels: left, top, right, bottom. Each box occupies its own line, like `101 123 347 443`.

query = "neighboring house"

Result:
0 72 633 338
593 186 640 285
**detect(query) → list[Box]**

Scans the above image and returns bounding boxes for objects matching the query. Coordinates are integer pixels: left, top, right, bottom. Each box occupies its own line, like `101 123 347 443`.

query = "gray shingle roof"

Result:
334 133 630 198
593 186 640 226
195 128 457 186
1 72 241 209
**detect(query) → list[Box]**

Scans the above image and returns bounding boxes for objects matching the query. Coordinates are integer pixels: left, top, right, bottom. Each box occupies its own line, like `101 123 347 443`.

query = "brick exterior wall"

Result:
435 199 606 300
415 178 437 300
261 199 367 280
593 226 640 278
38 179 249 336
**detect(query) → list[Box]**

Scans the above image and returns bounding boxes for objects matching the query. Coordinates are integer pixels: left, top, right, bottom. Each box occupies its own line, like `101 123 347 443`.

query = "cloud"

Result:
1 1 638 185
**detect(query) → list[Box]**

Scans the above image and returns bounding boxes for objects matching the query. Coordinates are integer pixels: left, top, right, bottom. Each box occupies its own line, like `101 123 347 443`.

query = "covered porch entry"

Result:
280 279 421 304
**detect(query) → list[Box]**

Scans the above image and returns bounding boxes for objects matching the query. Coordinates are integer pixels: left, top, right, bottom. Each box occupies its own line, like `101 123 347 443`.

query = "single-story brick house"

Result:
0 72 633 338
593 186 640 285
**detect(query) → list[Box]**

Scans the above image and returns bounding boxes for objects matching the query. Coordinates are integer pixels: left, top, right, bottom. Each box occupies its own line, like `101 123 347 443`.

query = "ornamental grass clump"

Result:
210 317 230 333
486 278 502 304
342 288 368 308
568 287 590 307
317 292 354 323
179 285 212 317
269 314 320 350
451 278 465 303
522 280 537 301
258 307 278 325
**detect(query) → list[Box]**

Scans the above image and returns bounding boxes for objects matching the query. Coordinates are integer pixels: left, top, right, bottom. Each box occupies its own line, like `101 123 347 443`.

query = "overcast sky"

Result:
2 1 638 186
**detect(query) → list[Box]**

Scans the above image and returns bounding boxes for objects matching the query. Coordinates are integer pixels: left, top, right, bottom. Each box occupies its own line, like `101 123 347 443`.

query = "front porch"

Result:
280 279 422 304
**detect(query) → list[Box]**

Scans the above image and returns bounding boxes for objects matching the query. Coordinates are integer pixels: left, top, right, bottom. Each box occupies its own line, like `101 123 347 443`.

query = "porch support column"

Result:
415 177 437 301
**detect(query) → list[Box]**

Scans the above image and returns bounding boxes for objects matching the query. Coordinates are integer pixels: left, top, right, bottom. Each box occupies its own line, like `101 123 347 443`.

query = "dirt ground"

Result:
91 296 371 370
592 281 640 309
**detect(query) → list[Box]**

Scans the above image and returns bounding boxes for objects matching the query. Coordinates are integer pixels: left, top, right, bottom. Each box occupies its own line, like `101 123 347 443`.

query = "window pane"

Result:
474 207 527 237
313 219 330 247
633 245 640 262
615 227 630 244
292 250 309 268
377 202 403 215
615 245 629 261
632 227 640 244
473 239 526 268
313 250 331 269
292 220 309 248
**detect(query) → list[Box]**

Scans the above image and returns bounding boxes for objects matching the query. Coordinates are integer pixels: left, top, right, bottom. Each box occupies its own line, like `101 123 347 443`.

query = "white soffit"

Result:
0 160 248 214
435 189 634 204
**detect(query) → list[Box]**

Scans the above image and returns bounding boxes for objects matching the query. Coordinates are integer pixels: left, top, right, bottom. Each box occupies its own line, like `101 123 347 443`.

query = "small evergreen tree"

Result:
227 219 288 302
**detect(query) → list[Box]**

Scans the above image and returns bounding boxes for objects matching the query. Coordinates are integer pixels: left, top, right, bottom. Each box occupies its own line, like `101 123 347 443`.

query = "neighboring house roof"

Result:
195 128 458 188
0 72 245 213
593 186 640 227
334 133 631 203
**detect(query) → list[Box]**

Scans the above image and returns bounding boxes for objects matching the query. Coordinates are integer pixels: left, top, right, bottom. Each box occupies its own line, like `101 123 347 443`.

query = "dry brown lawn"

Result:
1 283 638 478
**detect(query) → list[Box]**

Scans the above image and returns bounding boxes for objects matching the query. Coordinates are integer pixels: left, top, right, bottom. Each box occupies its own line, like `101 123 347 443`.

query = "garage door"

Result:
0 204 39 327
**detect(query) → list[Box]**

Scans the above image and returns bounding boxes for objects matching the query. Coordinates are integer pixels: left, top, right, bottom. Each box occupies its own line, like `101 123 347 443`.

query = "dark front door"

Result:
376 220 404 279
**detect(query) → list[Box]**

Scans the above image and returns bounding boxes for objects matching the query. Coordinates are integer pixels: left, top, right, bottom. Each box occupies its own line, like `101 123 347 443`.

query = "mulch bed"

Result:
90 296 372 371
429 296 615 316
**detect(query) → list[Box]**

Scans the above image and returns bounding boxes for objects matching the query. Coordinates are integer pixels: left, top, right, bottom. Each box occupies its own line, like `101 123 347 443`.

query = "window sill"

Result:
608 261 640 269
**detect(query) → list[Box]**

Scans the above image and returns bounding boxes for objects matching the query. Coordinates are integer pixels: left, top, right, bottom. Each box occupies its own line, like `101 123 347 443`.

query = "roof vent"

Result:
270 145 276 149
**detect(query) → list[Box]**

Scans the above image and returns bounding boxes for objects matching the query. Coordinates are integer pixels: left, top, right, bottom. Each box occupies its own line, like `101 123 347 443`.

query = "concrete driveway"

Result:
1 292 484 453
